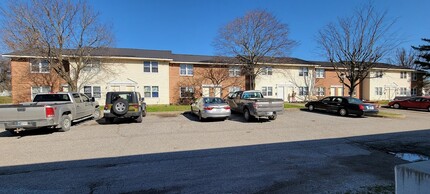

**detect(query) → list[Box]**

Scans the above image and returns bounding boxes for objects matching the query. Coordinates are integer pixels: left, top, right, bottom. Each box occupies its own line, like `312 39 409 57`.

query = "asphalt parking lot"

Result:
0 108 429 193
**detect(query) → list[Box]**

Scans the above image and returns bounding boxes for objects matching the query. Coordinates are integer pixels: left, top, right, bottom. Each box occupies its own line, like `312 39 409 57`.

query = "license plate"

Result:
367 106 374 110
103 110 110 113
16 121 28 126
267 112 273 116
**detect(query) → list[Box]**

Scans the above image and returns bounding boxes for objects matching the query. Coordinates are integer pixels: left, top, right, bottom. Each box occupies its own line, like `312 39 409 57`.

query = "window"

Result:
31 60 49 73
411 88 417 96
80 93 91 102
229 66 241 77
375 87 383 96
299 87 309 95
412 73 417 81
316 87 325 96
72 93 82 103
82 62 100 72
261 66 272 75
299 67 308 76
83 86 101 98
229 86 241 93
399 87 408 95
31 86 51 100
180 64 193 76
316 69 325 78
144 61 158 73
180 86 194 98
144 86 159 98
261 86 273 96
400 72 407 79
375 71 383 78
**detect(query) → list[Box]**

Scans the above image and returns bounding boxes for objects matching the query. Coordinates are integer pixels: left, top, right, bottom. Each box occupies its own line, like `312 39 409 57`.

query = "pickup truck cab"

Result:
226 90 284 121
0 92 99 134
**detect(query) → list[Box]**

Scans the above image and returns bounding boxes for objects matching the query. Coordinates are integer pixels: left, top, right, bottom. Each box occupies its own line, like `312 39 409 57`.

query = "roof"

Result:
312 61 414 70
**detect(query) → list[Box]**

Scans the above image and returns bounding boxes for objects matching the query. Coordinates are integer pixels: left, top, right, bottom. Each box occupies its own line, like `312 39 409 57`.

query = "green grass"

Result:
146 104 190 112
284 103 305 109
373 111 404 118
0 96 12 104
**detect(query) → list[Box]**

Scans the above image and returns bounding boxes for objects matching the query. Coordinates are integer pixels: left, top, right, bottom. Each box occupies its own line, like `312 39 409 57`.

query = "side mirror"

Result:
140 97 145 102
91 97 95 102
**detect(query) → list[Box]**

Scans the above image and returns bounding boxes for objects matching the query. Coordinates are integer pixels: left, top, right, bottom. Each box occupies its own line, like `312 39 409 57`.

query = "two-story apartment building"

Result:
3 48 423 105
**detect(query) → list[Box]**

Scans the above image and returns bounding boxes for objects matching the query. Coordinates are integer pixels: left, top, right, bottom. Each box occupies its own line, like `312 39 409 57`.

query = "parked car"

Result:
305 96 379 117
0 92 100 134
226 90 284 121
388 96 430 111
103 91 147 123
391 96 412 102
191 97 231 121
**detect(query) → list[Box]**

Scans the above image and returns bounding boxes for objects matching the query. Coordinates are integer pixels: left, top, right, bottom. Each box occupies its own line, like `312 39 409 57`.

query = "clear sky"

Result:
24 0 430 62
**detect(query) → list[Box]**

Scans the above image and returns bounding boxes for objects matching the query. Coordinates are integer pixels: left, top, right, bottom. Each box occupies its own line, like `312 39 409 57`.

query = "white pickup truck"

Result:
0 92 99 134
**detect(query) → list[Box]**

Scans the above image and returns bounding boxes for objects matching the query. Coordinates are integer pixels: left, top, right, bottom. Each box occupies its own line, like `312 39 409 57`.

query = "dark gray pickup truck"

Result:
226 90 284 121
0 92 99 134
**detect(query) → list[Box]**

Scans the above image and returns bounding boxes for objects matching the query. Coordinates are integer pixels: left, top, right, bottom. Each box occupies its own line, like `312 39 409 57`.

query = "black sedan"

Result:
305 96 379 117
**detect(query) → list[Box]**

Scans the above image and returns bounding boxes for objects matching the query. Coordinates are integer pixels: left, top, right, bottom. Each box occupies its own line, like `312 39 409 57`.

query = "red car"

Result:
388 97 430 111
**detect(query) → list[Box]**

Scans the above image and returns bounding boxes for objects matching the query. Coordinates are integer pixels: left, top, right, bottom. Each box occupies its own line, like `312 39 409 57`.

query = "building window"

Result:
399 87 408 95
31 86 51 100
375 71 383 78
261 66 272 75
144 86 159 98
229 66 241 77
299 67 308 76
180 86 194 98
375 87 383 96
299 87 309 96
83 86 101 98
316 87 325 96
31 59 50 73
229 86 241 93
82 61 100 72
412 73 417 81
180 64 193 76
400 72 407 79
144 61 158 73
316 69 325 78
411 88 417 96
261 86 273 96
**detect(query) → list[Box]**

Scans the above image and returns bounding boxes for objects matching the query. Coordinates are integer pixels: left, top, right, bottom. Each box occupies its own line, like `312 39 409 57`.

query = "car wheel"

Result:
308 105 314 111
338 108 348 116
92 108 101 120
244 108 252 122
268 112 277 120
141 106 147 117
105 117 114 124
58 114 72 132
393 103 400 109
427 106 430 112
135 114 142 123
112 99 129 115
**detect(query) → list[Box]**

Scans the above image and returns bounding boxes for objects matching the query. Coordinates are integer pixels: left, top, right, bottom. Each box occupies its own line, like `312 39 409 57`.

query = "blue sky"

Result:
16 0 430 62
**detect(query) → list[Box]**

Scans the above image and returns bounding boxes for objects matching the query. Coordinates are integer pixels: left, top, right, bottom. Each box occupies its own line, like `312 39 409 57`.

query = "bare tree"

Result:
201 65 244 93
213 10 296 90
0 59 11 92
389 48 419 69
317 3 397 97
0 0 114 92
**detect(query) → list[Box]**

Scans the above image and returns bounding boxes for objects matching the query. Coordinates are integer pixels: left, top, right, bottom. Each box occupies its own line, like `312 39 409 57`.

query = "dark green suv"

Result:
103 91 147 123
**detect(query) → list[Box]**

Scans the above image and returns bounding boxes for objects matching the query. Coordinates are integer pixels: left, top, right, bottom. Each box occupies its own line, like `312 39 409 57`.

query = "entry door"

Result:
277 86 285 100
214 88 221 97
111 86 120 92
330 87 336 96
337 88 343 96
126 86 135 91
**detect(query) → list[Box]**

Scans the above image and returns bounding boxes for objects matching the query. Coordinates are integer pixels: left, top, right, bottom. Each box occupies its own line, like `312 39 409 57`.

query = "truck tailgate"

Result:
256 101 284 112
0 103 47 122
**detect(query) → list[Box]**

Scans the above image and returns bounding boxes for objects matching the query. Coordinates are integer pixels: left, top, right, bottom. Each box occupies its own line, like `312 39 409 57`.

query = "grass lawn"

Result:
0 96 12 104
374 111 404 118
146 104 190 112
284 103 305 109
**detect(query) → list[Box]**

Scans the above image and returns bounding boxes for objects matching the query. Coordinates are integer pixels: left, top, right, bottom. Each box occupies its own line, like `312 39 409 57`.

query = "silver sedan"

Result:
190 97 231 121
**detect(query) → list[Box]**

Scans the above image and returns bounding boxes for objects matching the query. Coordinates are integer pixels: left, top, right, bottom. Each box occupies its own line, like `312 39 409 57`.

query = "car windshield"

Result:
348 97 363 104
33 94 71 102
112 93 133 103
203 98 225 104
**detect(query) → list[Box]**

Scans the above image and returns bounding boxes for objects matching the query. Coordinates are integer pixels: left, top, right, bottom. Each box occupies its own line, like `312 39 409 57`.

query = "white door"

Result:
277 86 285 100
111 86 120 92
330 87 335 96
214 88 221 97
126 86 135 91
337 88 343 96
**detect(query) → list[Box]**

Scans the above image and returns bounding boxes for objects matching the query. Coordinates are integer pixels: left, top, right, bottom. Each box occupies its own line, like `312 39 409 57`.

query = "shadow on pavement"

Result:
1 128 429 193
